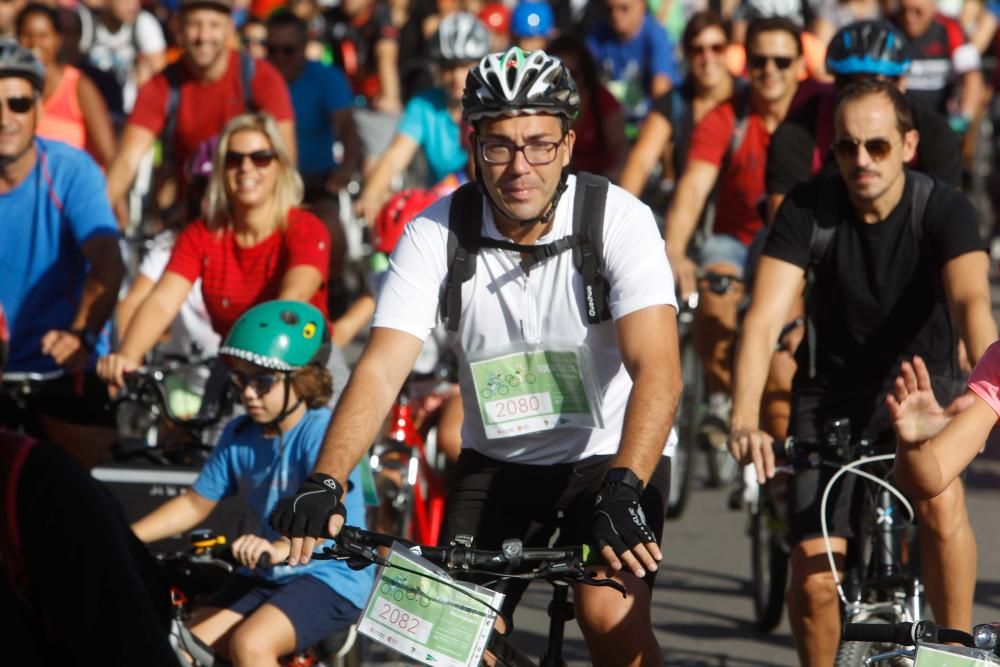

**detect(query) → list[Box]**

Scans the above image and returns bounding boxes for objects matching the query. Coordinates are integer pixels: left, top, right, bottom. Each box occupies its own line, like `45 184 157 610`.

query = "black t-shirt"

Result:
324 3 399 104
649 80 696 176
765 89 962 196
763 171 983 432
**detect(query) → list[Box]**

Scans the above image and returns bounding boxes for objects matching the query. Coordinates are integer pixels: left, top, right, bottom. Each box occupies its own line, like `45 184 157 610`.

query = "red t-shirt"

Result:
129 50 293 179
572 85 622 176
687 84 819 245
165 208 331 338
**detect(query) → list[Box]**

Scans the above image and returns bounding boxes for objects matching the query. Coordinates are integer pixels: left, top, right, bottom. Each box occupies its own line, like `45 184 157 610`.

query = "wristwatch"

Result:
602 467 644 494
72 328 100 353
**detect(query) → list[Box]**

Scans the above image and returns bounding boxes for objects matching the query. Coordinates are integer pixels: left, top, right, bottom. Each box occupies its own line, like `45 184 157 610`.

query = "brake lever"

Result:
864 648 914 666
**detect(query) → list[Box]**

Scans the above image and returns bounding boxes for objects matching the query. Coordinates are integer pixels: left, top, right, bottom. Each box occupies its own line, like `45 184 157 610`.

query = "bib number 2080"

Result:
485 392 553 423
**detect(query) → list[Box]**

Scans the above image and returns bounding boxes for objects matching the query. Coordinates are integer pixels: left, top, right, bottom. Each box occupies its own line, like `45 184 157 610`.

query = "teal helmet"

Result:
220 300 330 371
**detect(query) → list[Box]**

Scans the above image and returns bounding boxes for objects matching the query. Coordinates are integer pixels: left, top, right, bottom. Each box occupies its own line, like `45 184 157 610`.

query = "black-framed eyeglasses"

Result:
229 369 284 395
479 135 566 165
832 137 896 162
0 96 35 114
224 149 277 169
748 54 795 71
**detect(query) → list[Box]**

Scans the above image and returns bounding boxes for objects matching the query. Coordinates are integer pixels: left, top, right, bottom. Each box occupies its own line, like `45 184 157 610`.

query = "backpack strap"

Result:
728 85 753 158
572 172 611 323
442 183 485 332
162 63 183 162
908 170 934 244
803 179 840 379
239 51 257 113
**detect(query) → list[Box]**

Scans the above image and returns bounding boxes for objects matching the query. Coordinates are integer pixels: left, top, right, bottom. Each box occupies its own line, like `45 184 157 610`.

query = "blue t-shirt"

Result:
397 88 467 183
0 138 118 373
192 408 375 610
289 60 354 178
586 15 679 122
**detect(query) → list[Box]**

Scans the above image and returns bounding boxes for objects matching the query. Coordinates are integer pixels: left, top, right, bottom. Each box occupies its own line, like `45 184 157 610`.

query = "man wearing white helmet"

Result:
274 46 680 665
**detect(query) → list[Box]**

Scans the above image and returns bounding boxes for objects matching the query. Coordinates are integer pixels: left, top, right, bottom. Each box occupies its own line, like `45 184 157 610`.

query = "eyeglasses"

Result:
832 137 896 161
224 149 277 169
479 135 565 165
229 369 283 395
688 42 726 57
266 43 298 56
747 54 795 70
0 96 35 114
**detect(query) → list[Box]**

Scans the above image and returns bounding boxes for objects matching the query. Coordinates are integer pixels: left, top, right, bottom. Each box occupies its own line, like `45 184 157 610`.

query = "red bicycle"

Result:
369 371 456 546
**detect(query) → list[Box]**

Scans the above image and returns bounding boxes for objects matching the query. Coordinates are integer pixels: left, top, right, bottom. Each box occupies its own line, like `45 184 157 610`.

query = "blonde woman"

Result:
99 113 331 392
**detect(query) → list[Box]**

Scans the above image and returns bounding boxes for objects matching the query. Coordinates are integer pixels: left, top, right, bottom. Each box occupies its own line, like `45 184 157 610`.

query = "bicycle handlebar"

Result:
842 621 975 648
121 365 221 429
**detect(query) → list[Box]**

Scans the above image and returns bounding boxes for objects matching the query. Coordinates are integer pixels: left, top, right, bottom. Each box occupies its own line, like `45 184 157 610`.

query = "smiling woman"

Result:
97 112 335 398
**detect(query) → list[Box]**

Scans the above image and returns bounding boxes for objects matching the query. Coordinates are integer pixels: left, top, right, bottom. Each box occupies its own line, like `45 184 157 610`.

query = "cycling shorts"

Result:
208 573 361 652
441 450 671 618
697 233 748 276
787 374 966 543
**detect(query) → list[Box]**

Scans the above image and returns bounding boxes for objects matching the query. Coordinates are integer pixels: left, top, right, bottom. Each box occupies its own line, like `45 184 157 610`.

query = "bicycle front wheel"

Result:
668 333 703 517
750 498 787 632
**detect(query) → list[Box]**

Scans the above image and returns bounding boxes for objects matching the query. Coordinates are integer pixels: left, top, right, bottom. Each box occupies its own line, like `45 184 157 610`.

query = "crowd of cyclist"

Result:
3 0 1000 663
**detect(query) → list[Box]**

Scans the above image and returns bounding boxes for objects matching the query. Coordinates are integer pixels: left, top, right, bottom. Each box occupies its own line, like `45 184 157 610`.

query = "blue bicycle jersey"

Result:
288 60 354 178
0 138 118 373
397 88 468 183
193 408 375 609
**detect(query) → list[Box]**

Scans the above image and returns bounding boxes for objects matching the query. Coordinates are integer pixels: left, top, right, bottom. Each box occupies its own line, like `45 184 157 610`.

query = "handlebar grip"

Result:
842 622 914 646
258 552 272 569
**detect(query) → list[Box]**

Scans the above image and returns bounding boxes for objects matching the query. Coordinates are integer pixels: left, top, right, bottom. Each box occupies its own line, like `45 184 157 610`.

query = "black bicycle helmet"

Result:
432 12 491 64
825 20 911 78
0 38 44 92
462 47 580 122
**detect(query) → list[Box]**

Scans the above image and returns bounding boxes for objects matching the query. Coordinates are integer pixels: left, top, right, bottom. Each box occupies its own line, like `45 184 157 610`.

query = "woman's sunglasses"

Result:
229 370 284 395
224 150 277 169
832 138 895 162
688 42 726 57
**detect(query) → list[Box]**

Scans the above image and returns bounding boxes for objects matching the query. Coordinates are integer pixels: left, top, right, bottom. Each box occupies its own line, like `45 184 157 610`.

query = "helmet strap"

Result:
263 371 304 432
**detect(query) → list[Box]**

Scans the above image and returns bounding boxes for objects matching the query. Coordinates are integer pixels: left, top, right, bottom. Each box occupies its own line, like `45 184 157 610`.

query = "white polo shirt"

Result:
373 175 677 464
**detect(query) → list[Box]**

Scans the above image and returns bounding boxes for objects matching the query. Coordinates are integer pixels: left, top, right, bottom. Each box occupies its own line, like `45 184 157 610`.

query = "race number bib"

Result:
468 344 604 439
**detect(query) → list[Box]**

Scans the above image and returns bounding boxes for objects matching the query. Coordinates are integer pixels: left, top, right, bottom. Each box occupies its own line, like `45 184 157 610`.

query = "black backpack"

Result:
441 173 613 332
802 170 936 378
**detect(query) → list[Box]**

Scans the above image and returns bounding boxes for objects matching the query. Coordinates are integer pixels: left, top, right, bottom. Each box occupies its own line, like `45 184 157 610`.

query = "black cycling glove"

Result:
270 473 346 538
591 482 656 555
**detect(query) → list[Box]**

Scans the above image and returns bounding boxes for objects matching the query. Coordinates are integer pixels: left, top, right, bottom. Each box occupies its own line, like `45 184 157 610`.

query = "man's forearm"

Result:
312 357 405 483
956 298 996 365
731 316 779 430
611 368 679 483
73 249 125 334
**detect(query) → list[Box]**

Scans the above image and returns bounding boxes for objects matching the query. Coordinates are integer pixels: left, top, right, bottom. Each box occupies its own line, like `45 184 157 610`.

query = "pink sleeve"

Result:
968 340 1000 417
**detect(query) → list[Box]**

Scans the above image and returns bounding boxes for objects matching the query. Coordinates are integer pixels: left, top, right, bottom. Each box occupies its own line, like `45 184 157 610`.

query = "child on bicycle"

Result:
131 300 374 665
888 351 996 499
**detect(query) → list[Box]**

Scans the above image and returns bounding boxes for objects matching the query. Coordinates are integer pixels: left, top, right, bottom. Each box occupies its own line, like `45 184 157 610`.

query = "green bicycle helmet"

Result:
462 47 580 123
220 300 330 372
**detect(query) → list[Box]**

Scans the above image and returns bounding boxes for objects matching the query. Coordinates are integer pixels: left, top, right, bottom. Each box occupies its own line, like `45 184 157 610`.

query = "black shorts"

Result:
208 574 361 653
441 450 671 616
0 371 114 431
787 374 965 543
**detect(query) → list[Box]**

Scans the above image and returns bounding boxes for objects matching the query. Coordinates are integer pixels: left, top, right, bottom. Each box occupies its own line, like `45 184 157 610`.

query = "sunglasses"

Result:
224 149 277 169
747 54 794 70
229 369 284 395
267 43 298 56
0 96 35 114
832 137 895 161
688 42 726 57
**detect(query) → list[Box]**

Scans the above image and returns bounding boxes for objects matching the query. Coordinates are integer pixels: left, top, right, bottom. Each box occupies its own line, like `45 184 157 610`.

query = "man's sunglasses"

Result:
832 137 895 161
224 149 277 169
229 369 284 395
688 42 726 57
0 96 35 114
747 54 794 70
267 43 298 56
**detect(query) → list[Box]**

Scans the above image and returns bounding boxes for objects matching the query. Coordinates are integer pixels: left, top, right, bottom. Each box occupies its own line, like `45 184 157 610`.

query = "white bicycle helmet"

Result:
0 38 44 92
462 47 579 122
433 12 491 64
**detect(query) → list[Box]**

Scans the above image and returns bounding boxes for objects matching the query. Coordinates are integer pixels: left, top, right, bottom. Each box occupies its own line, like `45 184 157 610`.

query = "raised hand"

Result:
885 356 973 445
